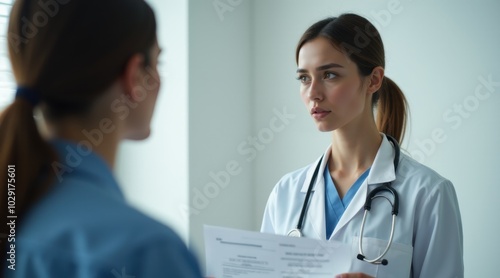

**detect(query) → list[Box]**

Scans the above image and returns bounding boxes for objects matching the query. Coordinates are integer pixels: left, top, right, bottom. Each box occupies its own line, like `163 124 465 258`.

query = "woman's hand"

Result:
335 273 374 278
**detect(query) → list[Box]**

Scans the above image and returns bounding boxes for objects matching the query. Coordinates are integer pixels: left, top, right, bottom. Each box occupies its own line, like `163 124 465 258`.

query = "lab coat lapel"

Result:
300 146 331 240
330 181 367 238
330 134 397 238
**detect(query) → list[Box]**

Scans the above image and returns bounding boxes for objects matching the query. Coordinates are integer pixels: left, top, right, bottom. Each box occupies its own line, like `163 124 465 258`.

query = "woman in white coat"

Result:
261 14 463 278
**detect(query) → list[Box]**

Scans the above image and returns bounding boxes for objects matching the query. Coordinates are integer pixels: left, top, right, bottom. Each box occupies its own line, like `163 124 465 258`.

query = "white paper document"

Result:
204 225 353 278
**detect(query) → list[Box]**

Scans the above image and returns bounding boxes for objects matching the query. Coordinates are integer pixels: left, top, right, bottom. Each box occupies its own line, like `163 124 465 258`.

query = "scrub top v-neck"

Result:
324 162 370 239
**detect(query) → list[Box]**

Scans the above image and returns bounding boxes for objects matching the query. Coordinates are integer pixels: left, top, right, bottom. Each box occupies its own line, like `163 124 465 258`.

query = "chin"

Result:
126 129 151 141
316 124 335 132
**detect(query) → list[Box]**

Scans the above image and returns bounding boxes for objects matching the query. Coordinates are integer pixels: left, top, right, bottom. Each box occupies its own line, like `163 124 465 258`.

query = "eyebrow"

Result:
296 63 344 73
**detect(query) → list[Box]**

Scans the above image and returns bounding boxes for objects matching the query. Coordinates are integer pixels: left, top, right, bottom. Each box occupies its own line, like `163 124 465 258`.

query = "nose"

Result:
307 79 324 102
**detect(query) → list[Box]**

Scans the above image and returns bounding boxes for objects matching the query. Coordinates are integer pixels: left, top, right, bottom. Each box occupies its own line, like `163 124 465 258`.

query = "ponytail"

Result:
375 76 408 144
0 99 56 269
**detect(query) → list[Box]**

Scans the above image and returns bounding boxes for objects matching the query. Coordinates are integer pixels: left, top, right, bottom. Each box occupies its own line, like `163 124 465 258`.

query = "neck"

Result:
49 117 121 168
41 86 126 169
329 123 382 174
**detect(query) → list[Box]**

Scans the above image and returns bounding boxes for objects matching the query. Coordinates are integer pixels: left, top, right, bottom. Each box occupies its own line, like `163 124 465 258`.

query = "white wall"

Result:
115 0 256 271
251 0 500 277
115 0 190 241
187 0 254 267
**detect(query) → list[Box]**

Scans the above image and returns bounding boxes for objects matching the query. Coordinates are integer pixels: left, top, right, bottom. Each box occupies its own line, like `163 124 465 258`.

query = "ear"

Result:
121 53 145 102
366 66 385 95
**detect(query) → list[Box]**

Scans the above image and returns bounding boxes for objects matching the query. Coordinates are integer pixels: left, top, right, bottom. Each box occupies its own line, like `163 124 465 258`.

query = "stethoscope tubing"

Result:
358 209 396 265
288 135 401 265
291 154 324 235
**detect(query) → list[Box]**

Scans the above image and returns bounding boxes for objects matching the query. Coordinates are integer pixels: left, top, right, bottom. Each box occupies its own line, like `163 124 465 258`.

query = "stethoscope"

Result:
287 135 400 266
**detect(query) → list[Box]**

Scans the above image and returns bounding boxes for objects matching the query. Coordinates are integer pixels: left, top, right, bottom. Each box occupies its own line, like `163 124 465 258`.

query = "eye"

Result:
296 75 311 84
324 72 337 80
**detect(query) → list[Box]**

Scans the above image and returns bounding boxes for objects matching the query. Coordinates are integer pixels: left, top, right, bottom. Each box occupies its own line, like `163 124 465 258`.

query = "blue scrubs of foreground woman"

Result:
0 0 202 277
261 14 463 277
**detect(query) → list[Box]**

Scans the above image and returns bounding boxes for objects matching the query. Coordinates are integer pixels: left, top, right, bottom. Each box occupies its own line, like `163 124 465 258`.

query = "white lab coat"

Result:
261 134 464 278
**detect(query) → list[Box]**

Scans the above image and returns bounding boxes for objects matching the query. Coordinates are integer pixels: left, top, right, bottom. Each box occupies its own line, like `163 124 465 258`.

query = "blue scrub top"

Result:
6 139 202 278
324 162 370 239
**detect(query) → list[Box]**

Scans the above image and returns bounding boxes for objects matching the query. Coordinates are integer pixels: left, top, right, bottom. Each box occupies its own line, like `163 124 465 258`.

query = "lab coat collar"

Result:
300 147 330 193
298 146 330 240
366 134 397 185
300 134 397 193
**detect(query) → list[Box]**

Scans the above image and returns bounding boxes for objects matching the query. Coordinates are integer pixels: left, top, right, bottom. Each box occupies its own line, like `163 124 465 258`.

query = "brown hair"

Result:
0 0 156 268
296 14 408 143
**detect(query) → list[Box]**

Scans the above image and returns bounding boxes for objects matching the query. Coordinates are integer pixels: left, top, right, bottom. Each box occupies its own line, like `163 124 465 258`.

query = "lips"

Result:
311 107 330 114
311 107 331 120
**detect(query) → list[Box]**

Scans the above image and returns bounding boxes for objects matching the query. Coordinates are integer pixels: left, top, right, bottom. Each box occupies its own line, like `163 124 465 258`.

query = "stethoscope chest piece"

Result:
287 229 302 238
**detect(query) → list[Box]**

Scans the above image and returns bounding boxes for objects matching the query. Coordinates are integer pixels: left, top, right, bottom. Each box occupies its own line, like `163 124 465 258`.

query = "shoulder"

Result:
18 200 201 277
261 162 316 233
97 207 202 276
103 211 202 277
270 163 312 195
396 153 456 196
398 153 447 181
113 220 202 277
